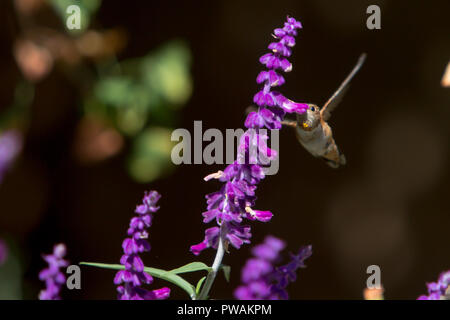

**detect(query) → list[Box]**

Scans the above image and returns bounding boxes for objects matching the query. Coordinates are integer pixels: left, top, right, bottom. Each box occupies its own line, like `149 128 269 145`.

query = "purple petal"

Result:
253 210 273 222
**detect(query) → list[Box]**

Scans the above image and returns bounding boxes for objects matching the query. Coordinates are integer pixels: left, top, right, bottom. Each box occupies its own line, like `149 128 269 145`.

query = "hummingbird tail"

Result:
323 152 346 168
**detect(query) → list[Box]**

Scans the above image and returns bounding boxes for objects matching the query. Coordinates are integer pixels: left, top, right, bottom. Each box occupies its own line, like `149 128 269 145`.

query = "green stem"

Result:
196 230 225 300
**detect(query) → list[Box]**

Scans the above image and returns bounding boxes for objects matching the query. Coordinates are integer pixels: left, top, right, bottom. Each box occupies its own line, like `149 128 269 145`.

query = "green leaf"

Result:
195 276 206 296
95 76 135 108
141 40 192 106
168 262 212 275
80 262 196 299
221 265 231 282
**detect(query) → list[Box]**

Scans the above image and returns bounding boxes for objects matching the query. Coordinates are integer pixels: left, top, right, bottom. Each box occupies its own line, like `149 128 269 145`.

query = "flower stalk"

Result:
197 229 225 300
191 15 307 299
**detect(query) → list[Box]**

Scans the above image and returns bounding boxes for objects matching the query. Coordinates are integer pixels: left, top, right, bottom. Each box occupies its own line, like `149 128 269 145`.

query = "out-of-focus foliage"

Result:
92 40 192 135
127 127 175 183
49 0 102 33
0 239 23 299
85 40 192 182
16 1 193 184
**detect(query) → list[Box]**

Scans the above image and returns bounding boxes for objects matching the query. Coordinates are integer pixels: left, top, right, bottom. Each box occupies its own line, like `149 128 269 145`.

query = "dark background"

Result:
0 0 449 299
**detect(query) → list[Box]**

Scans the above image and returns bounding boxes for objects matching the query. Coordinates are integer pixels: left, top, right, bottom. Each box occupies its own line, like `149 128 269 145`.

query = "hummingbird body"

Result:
284 53 366 168
295 104 346 168
246 54 366 168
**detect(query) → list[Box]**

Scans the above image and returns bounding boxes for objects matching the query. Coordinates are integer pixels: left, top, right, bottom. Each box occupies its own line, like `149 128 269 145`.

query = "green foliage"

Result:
47 3 193 183
85 40 192 183
140 41 192 106
80 260 214 299
168 262 212 275
0 239 23 299
92 41 192 134
195 276 206 296
80 262 195 298
127 127 175 183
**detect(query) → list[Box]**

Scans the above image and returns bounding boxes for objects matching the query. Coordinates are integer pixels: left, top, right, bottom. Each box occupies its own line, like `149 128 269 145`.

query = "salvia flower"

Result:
270 245 312 299
234 236 312 300
191 16 307 255
417 270 450 300
234 236 286 300
114 190 170 300
38 243 69 300
0 130 22 184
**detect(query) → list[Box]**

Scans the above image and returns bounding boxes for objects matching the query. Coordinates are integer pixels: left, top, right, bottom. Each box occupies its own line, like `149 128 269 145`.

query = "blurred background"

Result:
0 0 449 299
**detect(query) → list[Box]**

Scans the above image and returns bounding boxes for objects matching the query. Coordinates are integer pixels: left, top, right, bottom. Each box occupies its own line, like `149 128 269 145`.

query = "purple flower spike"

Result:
417 270 450 300
234 236 286 300
114 190 170 300
270 245 312 299
193 16 305 256
253 16 306 113
251 235 285 261
38 243 69 300
234 236 312 300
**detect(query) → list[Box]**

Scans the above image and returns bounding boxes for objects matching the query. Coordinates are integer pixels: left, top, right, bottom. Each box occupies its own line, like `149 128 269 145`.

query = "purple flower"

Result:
245 107 284 130
270 245 312 299
234 236 286 300
114 190 170 300
192 16 306 256
0 239 8 266
0 130 22 184
234 236 312 300
38 243 69 300
417 270 450 300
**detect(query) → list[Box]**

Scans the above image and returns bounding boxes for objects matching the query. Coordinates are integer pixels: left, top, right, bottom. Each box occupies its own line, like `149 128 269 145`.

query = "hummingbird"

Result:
281 53 367 168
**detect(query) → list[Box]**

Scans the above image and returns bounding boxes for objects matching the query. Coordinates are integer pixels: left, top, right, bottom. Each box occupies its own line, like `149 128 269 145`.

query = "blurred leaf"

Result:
127 127 175 183
89 40 192 132
116 107 148 135
0 239 23 299
83 40 192 182
49 0 102 34
95 76 134 108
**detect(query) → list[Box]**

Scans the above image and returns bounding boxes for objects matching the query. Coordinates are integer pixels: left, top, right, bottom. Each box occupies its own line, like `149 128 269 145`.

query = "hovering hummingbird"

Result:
281 53 367 168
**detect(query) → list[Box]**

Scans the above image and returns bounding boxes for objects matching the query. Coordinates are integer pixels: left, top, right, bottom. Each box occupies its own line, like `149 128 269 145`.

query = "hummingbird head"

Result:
296 104 321 131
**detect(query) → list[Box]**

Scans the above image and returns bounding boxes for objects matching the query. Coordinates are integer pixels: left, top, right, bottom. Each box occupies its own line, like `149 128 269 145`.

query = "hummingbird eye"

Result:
310 106 316 111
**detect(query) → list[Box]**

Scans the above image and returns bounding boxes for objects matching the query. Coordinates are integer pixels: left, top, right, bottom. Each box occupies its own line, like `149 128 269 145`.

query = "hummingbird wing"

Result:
320 53 367 121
